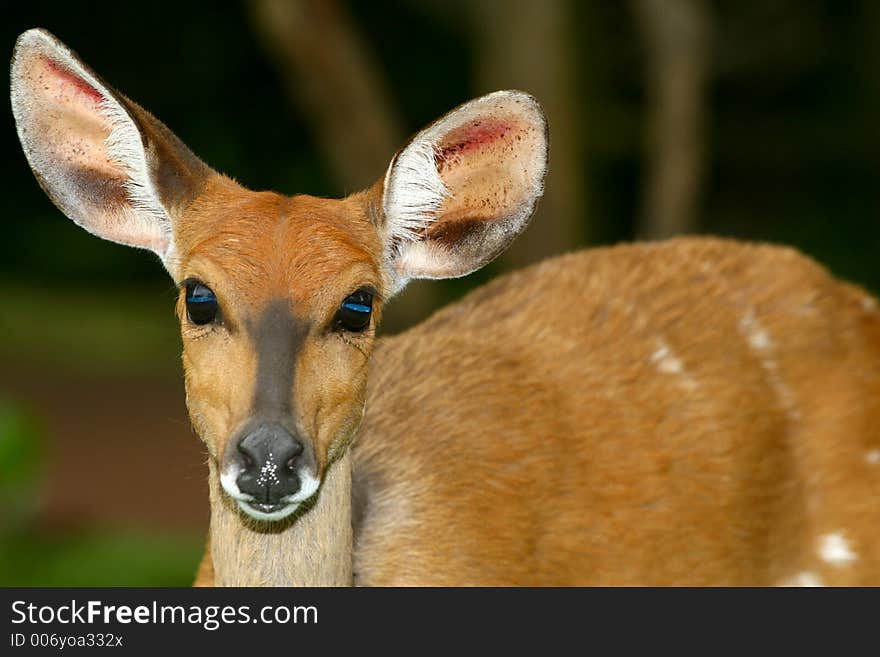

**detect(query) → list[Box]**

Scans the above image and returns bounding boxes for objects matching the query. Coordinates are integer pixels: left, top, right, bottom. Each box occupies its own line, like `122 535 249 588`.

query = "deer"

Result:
12 28 880 586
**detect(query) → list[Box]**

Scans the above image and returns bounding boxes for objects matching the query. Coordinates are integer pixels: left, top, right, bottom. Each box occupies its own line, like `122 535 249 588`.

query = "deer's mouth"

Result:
250 502 286 514
237 499 302 522
220 466 322 523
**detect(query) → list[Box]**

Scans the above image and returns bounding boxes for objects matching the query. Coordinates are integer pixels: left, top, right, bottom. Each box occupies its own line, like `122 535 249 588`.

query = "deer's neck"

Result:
208 452 353 586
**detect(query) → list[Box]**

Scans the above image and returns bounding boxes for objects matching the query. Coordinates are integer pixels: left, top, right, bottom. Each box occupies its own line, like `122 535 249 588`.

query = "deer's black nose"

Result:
235 424 305 504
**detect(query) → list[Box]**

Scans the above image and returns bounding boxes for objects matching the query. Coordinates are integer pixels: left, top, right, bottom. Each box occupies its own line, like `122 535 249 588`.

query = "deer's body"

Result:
350 239 880 585
12 30 880 587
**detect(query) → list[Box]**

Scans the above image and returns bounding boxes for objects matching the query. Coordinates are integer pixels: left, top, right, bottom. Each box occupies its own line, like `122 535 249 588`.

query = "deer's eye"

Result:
185 282 219 325
335 290 373 333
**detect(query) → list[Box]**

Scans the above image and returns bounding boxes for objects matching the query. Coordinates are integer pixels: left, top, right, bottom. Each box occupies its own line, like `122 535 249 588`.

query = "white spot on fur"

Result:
750 328 770 350
739 310 800 420
866 449 880 465
818 532 858 567
651 344 682 374
740 310 771 350
651 340 698 390
862 297 877 312
780 572 823 587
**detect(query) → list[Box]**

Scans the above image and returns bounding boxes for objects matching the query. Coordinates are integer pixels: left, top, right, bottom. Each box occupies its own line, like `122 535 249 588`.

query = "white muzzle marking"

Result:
220 465 321 522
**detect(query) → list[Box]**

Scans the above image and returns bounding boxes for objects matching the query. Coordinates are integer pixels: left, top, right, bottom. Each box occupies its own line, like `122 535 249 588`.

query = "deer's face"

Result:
174 188 384 520
11 28 547 524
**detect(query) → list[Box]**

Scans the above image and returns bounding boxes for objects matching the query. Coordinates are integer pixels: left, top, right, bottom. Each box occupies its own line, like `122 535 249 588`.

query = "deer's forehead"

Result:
177 187 382 309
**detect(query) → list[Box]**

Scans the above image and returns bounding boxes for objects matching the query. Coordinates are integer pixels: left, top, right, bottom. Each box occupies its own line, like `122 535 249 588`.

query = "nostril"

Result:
237 443 255 469
285 441 304 471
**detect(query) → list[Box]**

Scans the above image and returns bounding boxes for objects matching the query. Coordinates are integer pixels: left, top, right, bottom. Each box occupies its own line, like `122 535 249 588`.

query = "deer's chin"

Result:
236 499 302 522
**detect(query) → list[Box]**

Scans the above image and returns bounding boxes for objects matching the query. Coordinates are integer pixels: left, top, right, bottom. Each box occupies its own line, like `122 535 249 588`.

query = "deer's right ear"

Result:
10 29 212 274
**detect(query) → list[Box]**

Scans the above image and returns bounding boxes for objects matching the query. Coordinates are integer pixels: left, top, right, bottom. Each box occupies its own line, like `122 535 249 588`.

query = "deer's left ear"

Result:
376 90 548 293
10 29 212 275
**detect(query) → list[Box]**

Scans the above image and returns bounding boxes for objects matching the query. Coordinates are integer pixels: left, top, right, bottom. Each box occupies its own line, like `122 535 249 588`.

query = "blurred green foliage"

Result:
0 283 180 376
0 530 202 587
0 396 201 586
0 397 44 530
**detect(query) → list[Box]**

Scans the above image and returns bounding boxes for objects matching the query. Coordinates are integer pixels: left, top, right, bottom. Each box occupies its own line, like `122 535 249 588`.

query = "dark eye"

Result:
185 281 219 325
335 289 373 333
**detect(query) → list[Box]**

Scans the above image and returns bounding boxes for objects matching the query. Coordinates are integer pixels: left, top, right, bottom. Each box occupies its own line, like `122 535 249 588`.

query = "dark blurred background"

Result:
1 0 879 585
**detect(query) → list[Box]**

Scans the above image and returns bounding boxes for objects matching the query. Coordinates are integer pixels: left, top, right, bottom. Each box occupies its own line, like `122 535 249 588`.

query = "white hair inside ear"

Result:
379 90 548 294
11 28 212 277
382 140 449 250
11 30 171 252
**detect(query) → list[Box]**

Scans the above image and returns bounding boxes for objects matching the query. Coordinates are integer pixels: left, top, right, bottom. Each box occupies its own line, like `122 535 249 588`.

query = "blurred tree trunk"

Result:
248 0 402 191
632 0 710 239
471 0 587 267
248 0 439 332
859 0 880 256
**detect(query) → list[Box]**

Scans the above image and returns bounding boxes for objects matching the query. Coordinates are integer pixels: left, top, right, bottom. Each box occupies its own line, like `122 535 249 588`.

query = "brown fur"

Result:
350 238 880 585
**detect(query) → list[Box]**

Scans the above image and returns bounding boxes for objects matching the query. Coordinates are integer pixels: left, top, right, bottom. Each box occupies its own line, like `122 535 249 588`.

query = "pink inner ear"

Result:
436 119 513 166
42 56 105 106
